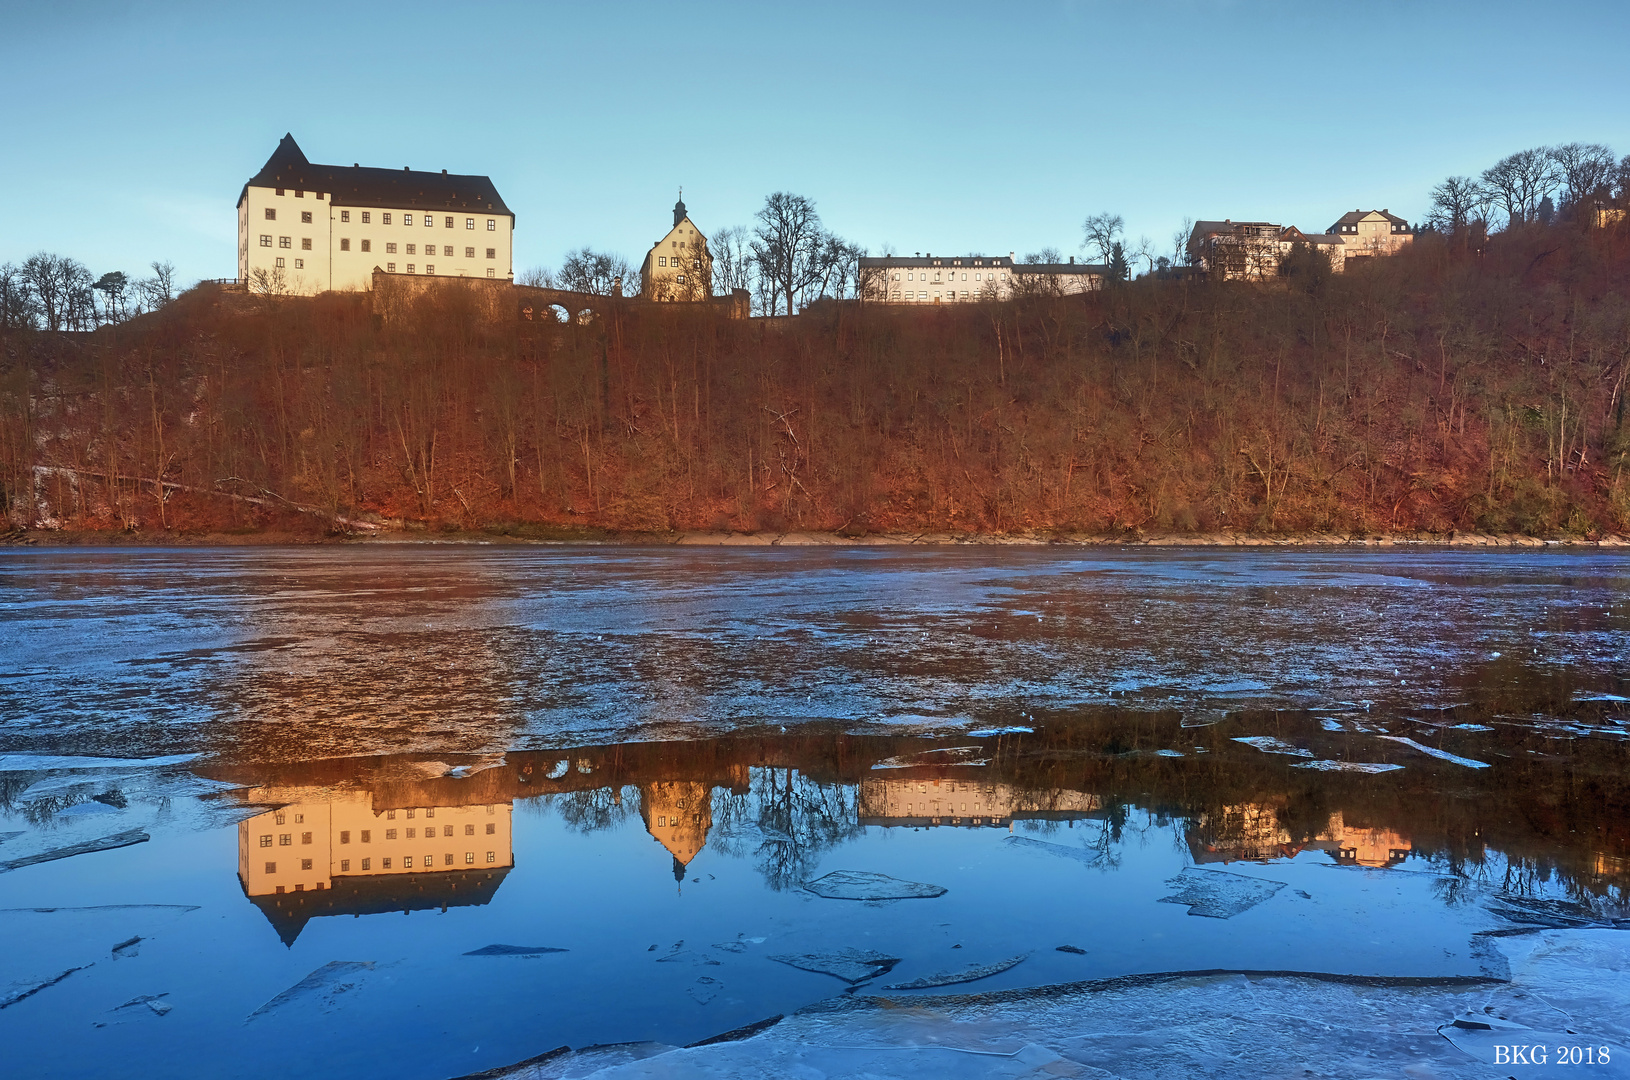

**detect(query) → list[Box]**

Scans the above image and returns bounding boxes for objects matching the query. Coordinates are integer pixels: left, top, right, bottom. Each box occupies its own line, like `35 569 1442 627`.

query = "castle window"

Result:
360 830 370 842
677 274 686 283
361 239 371 252
658 257 667 267
442 245 452 257
295 190 303 198
486 851 495 862
443 825 453 837
424 216 433 228
340 831 350 844
264 208 276 220
301 211 312 224
444 216 454 228
403 856 413 868
259 834 272 847
279 236 291 248
485 823 495 834
425 264 434 274
259 235 272 247
294 258 304 269
340 238 350 251
341 210 350 223
406 264 415 273
405 827 415 839
386 243 398 254
362 212 371 224
386 262 395 272
405 243 415 255
382 213 392 225
340 859 350 871
361 858 371 870
275 257 285 268
465 246 474 258
464 824 475 836
279 834 291 846
301 832 312 844
465 218 474 229
487 219 495 230
444 853 453 865
381 857 392 869
465 852 474 864
404 214 413 226
486 268 494 278
275 188 285 196
265 862 276 874
301 858 312 870
301 238 311 250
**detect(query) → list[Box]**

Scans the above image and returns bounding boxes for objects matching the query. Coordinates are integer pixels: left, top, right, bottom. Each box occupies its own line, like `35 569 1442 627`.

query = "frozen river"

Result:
1 546 1627 1078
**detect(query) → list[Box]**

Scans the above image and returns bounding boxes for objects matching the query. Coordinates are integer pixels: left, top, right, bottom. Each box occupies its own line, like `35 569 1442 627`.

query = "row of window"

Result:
894 271 1005 282
258 235 312 249
262 208 500 230
260 852 499 876
656 257 701 269
891 291 976 300
258 822 496 847
384 263 497 277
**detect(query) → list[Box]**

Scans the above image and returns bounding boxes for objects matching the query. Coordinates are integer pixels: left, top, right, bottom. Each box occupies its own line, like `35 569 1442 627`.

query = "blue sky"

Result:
3 0 1627 285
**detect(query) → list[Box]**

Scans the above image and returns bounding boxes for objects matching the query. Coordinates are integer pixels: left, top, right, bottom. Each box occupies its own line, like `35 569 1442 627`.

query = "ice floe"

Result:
883 954 1028 990
0 753 200 772
1291 760 1404 774
248 961 376 1020
768 950 901 985
1229 736 1313 757
0 829 149 873
803 870 948 900
1375 735 1490 768
464 945 569 957
1158 867 1286 918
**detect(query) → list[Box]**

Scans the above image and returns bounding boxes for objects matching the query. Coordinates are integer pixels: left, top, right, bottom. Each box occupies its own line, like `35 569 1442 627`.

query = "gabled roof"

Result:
1327 208 1410 230
239 134 513 217
246 866 510 946
858 254 1015 268
1011 262 1110 276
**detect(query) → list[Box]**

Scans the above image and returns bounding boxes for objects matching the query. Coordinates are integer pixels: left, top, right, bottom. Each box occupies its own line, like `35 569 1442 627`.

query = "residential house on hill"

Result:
1326 209 1413 258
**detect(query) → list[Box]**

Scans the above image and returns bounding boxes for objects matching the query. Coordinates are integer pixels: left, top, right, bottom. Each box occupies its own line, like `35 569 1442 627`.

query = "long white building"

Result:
858 253 1105 303
237 134 515 295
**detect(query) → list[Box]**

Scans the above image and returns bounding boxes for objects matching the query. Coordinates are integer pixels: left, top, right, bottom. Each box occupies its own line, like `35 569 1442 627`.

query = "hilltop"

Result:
2 223 1628 542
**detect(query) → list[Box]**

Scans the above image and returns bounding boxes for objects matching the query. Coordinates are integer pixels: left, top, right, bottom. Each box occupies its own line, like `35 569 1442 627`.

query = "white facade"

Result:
237 135 515 296
859 253 1104 303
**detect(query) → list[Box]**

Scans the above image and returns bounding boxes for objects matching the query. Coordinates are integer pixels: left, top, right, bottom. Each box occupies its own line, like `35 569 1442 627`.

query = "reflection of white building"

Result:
237 789 514 943
859 776 1101 827
1187 804 1411 867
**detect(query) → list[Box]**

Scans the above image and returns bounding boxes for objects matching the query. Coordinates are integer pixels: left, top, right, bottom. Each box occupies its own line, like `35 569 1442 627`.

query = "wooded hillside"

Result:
3 223 1628 538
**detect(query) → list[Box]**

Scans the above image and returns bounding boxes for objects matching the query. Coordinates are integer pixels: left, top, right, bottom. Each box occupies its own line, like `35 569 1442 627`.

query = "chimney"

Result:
612 275 622 297
1069 255 1074 264
441 169 447 174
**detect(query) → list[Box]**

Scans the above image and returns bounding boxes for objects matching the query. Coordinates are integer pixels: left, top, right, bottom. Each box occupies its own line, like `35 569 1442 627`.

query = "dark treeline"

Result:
2 219 1628 537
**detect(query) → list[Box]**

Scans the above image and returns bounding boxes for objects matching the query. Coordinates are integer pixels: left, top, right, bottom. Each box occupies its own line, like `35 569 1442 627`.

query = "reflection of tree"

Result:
554 785 637 835
711 767 862 891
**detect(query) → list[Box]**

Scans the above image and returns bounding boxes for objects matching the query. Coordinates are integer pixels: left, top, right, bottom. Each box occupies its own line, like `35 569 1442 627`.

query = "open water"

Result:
0 546 1626 1078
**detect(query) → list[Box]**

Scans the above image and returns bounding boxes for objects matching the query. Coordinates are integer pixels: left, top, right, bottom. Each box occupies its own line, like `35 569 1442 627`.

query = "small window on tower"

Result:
403 213 413 226
487 219 495 231
444 216 454 228
341 210 350 222
485 247 495 259
361 212 371 224
340 238 350 251
382 213 392 225
361 239 371 252
264 208 276 220
658 256 667 267
465 218 474 229
465 246 474 258
300 211 312 224
301 238 311 250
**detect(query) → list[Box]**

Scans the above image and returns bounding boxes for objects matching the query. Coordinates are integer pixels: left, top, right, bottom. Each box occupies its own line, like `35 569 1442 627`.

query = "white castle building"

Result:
858 253 1105 303
237 134 515 295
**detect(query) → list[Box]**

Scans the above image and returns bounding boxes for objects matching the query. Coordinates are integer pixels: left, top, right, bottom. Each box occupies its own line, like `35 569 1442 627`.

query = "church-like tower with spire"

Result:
638 191 713 302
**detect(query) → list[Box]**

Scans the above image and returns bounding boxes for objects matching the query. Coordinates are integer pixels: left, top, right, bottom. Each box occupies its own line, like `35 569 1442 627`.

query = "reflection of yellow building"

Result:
1188 804 1412 868
237 789 514 943
639 781 712 881
858 777 1101 827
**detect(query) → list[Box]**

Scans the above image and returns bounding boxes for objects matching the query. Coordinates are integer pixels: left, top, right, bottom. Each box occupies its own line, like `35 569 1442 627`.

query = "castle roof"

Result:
239 134 513 218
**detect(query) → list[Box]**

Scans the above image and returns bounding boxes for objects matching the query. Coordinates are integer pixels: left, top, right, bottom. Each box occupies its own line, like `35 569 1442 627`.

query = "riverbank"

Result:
6 526 1630 548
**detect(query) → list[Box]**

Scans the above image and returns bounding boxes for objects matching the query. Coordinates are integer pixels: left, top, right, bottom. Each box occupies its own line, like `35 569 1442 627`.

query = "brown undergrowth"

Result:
3 222 1628 538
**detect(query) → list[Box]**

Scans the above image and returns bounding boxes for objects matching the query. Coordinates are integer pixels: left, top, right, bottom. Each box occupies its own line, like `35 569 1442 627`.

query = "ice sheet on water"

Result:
768 950 902 984
113 994 172 1018
965 726 1032 737
1376 735 1490 768
1230 736 1313 758
0 753 200 772
0 829 149 873
1291 760 1404 774
686 977 721 1004
1158 867 1286 918
871 746 989 770
0 964 93 1010
464 944 568 956
247 961 376 1020
0 831 21 846
1003 835 1104 867
1318 718 1346 731
803 870 948 900
883 954 1027 990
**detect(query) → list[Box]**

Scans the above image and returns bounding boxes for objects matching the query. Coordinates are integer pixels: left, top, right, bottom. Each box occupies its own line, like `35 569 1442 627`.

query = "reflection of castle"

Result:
237 789 514 944
858 777 1102 828
638 781 713 881
1188 804 1412 868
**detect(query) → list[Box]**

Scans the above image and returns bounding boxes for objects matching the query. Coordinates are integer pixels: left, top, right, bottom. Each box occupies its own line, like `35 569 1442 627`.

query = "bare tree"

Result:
20 253 76 331
710 225 755 296
1482 148 1561 228
556 248 634 295
516 266 554 288
248 265 289 297
1131 234 1156 276
1172 217 1195 266
138 261 177 310
1426 175 1488 232
0 263 39 329
1080 212 1124 265
751 192 826 316
1549 142 1617 210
